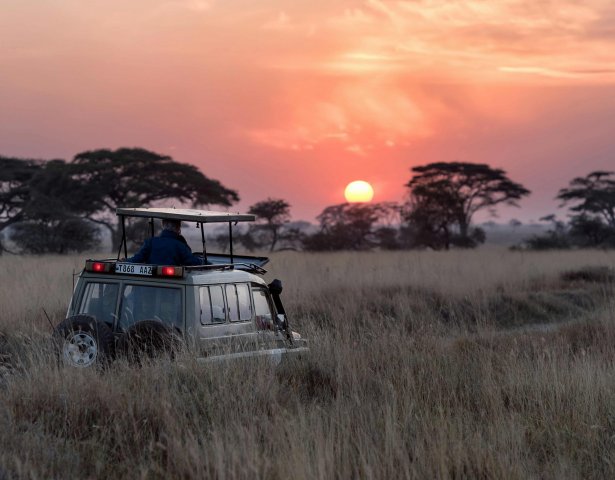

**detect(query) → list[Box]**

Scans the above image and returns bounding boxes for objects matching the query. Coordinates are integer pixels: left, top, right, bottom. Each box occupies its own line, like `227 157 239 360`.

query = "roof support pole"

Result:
116 231 122 261
200 222 207 265
122 215 128 259
149 218 155 238
117 215 128 260
229 221 234 264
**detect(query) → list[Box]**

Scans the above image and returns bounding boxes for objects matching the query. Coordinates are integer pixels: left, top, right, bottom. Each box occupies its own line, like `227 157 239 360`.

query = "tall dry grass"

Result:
0 249 615 479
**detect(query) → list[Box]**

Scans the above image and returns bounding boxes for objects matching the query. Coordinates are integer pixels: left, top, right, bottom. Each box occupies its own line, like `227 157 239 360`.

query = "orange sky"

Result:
1 0 615 222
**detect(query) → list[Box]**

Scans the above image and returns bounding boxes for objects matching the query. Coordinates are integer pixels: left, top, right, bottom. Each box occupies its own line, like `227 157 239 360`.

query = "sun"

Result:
344 180 374 203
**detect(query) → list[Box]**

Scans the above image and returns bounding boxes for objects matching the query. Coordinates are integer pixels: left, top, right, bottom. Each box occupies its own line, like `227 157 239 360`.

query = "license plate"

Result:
115 263 153 276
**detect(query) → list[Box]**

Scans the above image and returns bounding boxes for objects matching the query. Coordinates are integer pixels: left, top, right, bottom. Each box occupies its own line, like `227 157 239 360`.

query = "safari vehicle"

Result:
55 207 308 368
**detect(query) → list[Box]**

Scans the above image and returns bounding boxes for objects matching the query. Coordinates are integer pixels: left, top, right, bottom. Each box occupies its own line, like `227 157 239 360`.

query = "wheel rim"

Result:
63 331 98 367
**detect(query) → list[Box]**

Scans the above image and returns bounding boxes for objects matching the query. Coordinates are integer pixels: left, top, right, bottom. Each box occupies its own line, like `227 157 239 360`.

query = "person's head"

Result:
162 219 181 234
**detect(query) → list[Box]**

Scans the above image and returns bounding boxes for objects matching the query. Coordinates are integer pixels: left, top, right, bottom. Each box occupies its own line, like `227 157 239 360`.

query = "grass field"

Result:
1 250 615 479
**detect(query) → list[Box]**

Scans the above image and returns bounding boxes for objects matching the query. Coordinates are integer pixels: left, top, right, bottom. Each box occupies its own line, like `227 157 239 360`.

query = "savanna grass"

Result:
0 249 614 479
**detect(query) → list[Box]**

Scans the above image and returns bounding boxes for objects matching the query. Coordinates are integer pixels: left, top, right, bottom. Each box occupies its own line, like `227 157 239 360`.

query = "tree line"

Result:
1 148 614 254
520 172 615 250
0 149 237 254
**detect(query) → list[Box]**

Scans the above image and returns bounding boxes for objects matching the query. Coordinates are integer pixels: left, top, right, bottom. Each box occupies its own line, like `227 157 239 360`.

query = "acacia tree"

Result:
402 192 457 249
247 198 291 252
0 156 43 253
70 148 240 250
404 162 530 249
557 171 615 229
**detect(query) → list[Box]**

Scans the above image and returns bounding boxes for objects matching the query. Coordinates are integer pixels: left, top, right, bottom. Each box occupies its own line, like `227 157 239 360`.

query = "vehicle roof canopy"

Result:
116 207 255 224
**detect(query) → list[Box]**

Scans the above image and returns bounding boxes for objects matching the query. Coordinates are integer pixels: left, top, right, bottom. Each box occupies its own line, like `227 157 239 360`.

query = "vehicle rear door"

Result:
77 281 121 329
117 281 184 332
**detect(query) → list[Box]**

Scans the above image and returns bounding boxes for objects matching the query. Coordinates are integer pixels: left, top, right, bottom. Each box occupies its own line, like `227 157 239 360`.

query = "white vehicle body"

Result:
56 208 308 368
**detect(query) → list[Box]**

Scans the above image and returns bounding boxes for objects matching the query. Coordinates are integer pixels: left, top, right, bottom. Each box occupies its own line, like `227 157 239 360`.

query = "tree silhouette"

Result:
404 162 530 249
8 160 101 253
0 158 102 254
557 171 615 229
70 148 239 250
569 213 615 247
521 215 571 250
0 156 42 254
304 202 398 251
10 218 99 254
247 198 291 252
403 189 457 249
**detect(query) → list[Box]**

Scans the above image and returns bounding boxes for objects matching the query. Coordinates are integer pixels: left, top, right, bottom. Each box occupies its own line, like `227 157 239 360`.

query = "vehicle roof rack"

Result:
185 263 267 275
116 208 255 223
115 207 256 266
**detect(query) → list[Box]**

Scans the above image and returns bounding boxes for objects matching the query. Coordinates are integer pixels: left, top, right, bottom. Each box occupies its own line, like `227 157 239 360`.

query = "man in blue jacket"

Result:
127 219 203 266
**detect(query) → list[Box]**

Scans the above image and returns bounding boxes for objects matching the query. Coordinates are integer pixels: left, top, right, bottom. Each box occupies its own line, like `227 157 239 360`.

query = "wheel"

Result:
53 315 115 368
117 320 182 364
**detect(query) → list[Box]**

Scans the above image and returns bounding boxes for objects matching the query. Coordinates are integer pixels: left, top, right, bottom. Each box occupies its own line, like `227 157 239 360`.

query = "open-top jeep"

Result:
55 207 308 368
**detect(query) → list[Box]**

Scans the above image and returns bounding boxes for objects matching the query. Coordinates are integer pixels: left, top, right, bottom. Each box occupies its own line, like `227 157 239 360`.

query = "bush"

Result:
522 232 571 250
569 214 615 247
10 218 100 254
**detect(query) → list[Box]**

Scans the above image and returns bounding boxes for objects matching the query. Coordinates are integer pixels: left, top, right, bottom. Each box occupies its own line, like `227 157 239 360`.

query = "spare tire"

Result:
54 315 115 368
117 320 182 363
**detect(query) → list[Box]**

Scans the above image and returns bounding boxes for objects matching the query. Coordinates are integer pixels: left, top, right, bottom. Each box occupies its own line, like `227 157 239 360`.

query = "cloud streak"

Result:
243 0 615 152
499 66 615 78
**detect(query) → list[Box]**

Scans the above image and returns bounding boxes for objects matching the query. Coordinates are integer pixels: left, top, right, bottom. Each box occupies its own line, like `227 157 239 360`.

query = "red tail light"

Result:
157 265 184 277
85 261 112 273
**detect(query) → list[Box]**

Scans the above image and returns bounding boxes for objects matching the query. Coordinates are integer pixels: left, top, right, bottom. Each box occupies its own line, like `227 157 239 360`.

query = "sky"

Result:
1 0 615 223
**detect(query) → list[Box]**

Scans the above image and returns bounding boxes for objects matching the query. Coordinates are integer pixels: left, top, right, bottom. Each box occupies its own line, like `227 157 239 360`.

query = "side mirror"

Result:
268 279 283 295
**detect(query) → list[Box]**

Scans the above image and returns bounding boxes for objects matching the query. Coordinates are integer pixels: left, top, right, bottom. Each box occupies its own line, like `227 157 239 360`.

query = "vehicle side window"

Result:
79 282 119 326
119 285 182 330
252 287 274 330
237 284 252 321
200 286 226 325
225 284 252 322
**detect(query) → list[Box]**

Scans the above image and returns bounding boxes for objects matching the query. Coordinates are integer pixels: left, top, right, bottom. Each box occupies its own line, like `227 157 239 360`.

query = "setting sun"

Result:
344 180 374 203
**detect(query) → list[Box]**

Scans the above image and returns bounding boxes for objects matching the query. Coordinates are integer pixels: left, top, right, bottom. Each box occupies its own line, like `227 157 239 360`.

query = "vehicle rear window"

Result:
119 285 182 329
79 282 119 326
252 288 273 317
225 284 252 322
200 286 226 325
252 287 274 330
